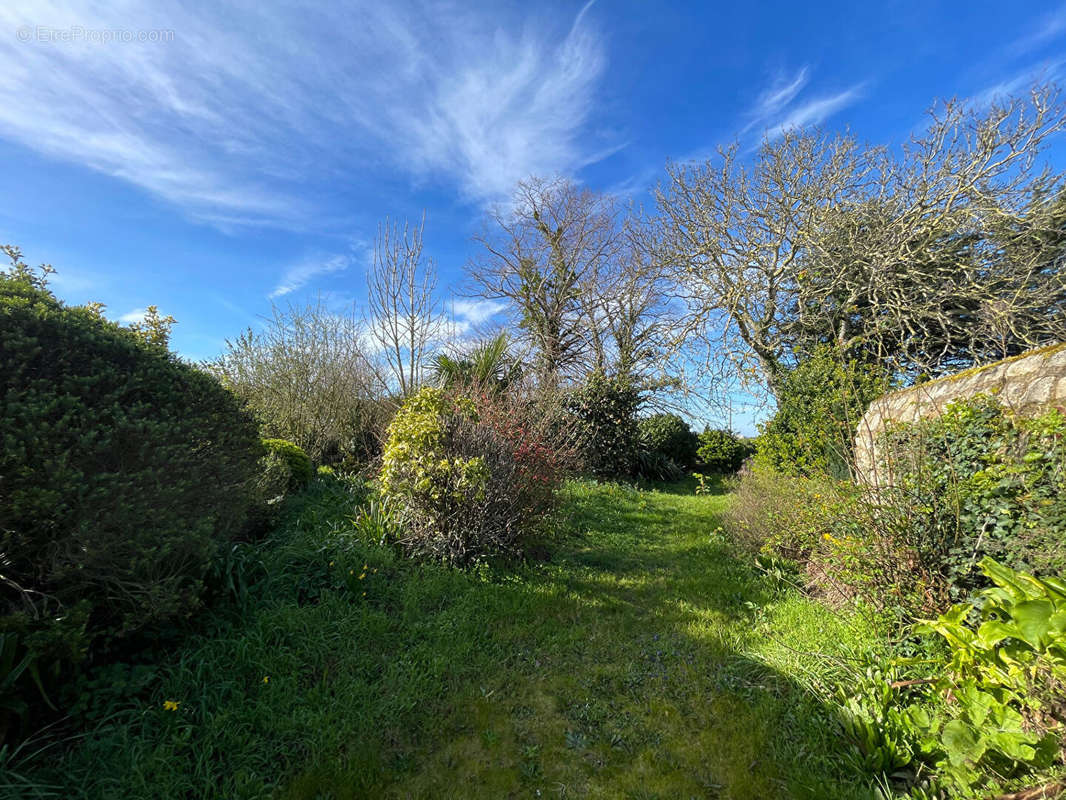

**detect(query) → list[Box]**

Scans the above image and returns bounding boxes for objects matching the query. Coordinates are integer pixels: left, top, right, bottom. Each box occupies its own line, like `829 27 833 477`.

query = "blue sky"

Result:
2 1 1065 433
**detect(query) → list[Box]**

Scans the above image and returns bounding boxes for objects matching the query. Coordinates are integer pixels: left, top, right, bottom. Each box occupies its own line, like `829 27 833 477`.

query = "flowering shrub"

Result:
380 387 565 563
725 464 938 614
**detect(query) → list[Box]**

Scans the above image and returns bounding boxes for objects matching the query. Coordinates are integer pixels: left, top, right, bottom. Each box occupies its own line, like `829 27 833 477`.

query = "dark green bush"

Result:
261 438 313 489
757 346 890 479
638 413 698 469
566 373 641 478
0 266 262 718
697 428 752 473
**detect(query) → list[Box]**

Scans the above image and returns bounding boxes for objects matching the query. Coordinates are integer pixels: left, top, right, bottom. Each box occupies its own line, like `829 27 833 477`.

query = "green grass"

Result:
19 476 883 799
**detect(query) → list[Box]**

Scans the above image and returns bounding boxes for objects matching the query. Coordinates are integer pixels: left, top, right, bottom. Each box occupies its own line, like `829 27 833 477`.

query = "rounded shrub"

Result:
565 373 641 478
380 387 563 563
0 273 263 664
697 428 752 473
261 438 313 489
638 413 698 469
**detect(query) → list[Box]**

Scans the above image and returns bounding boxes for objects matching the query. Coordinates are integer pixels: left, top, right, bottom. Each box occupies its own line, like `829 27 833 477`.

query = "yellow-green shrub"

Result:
380 387 562 563
261 438 313 489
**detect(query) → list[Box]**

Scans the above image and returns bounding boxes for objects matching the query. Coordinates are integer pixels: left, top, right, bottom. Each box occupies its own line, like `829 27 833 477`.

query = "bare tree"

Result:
584 212 679 389
656 83 1066 397
209 299 380 464
367 214 440 397
468 177 620 389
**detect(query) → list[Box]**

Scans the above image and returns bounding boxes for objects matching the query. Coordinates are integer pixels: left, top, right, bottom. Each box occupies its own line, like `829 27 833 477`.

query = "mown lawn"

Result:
26 477 881 799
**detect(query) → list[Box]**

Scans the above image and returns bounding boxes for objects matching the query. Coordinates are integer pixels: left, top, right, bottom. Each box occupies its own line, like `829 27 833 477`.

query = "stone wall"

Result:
854 342 1066 484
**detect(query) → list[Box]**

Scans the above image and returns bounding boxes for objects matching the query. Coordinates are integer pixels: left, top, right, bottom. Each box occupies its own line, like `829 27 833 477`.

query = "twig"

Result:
995 782 1066 800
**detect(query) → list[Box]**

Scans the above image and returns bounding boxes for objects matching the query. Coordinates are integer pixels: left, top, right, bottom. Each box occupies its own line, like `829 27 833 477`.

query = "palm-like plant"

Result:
431 333 521 393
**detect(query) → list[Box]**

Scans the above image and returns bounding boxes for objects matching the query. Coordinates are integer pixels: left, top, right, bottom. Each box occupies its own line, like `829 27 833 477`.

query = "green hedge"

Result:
0 272 262 712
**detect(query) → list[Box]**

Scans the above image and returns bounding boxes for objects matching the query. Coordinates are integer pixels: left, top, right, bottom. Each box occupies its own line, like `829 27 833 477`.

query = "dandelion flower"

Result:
362 592 366 597
358 572 366 580
163 700 180 711
349 569 354 575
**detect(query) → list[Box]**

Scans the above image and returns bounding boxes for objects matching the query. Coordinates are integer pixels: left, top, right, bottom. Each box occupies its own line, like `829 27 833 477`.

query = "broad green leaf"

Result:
1010 600 1054 649
976 619 1015 648
991 731 1036 762
1050 610 1066 634
980 558 1029 602
961 687 995 727
1040 575 1066 602
942 719 985 765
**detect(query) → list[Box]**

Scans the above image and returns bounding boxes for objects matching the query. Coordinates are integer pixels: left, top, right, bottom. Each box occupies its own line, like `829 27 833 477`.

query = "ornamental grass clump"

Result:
380 387 566 564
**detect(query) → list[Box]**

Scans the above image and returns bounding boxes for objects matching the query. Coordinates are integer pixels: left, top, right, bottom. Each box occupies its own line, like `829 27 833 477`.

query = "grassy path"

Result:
373 480 876 799
43 479 878 799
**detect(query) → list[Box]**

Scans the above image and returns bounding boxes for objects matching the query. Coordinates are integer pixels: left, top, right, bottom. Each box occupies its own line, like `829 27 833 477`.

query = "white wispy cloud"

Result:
971 60 1065 108
740 67 864 144
763 86 865 139
119 307 148 324
449 298 507 326
269 253 351 299
1008 3 1066 56
742 67 809 131
0 1 611 225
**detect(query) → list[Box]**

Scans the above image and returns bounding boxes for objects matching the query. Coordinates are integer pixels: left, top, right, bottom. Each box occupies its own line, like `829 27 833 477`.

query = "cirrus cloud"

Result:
0 1 612 226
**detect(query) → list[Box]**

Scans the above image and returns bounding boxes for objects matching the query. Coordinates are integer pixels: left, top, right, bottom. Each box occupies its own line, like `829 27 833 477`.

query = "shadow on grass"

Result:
317 481 874 800
31 478 873 800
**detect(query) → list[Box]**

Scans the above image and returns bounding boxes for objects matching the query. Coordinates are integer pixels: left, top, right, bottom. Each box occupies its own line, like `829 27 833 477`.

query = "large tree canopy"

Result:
656 84 1066 395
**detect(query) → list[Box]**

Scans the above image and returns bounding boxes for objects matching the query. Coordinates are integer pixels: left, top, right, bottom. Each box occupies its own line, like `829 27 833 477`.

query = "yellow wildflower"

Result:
262 676 270 684
163 700 180 711
358 572 366 580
